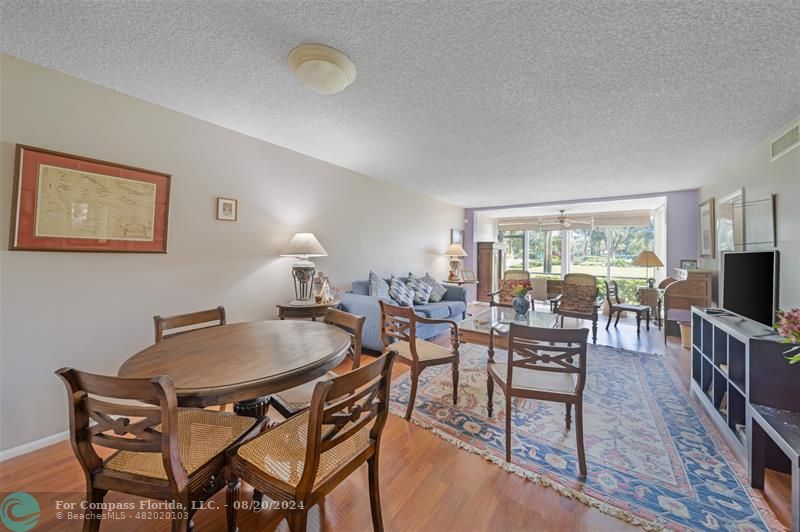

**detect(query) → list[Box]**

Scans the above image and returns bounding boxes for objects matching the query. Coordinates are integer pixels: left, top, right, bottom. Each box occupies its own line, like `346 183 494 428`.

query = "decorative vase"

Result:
512 295 529 319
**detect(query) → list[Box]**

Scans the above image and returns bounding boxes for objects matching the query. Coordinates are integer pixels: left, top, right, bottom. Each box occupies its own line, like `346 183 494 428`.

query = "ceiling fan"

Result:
538 210 594 229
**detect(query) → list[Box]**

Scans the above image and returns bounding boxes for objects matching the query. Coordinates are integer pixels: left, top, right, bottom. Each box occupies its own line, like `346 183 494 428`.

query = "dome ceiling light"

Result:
288 44 356 95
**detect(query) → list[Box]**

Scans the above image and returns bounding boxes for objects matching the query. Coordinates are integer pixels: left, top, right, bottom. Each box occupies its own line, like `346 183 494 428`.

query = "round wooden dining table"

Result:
118 320 350 416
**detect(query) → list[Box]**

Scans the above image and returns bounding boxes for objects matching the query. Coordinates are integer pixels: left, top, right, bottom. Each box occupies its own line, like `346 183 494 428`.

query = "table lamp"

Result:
632 250 664 288
445 243 468 281
280 233 328 304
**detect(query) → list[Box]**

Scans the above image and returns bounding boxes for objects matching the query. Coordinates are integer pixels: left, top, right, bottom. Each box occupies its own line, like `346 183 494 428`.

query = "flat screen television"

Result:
722 250 780 327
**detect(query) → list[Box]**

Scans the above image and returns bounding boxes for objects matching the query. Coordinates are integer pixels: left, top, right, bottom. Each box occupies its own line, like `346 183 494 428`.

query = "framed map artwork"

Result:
9 145 171 252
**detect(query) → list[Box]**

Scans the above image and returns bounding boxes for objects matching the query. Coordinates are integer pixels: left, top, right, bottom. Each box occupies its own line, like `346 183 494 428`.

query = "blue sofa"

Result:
339 276 468 352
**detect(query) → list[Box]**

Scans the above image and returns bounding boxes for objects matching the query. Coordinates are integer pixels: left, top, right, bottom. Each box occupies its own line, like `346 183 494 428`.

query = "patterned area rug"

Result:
388 343 780 531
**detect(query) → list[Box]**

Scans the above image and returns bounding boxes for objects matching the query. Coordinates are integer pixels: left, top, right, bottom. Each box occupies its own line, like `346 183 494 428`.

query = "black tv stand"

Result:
690 307 799 463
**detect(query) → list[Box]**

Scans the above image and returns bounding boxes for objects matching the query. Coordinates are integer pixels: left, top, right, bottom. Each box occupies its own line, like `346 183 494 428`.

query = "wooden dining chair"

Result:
487 324 590 476
226 351 398 532
55 367 266 532
379 301 460 420
153 306 226 343
604 280 651 336
270 308 366 418
553 273 601 343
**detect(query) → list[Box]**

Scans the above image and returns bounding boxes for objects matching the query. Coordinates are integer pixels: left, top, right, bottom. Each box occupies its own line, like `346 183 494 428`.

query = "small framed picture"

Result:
461 268 476 282
680 259 698 270
451 228 464 245
216 197 238 221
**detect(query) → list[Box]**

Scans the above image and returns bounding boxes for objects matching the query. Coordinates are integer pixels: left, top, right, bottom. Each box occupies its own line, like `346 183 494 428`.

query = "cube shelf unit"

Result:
690 307 798 463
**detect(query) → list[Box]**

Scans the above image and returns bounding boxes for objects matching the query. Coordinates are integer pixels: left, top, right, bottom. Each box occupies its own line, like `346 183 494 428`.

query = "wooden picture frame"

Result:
698 198 715 259
679 259 698 270
461 268 476 282
9 145 170 253
216 197 238 221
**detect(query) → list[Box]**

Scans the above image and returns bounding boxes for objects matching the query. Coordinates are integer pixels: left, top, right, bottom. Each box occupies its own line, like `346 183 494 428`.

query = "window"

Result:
502 230 525 270
527 230 561 275
569 227 606 277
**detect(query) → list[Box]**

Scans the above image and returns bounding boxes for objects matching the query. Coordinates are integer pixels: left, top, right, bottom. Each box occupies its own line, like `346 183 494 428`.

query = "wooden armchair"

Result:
552 273 601 343
154 306 226 343
270 309 365 418
227 351 398 532
487 324 590 475
379 301 460 420
55 368 265 532
604 280 651 336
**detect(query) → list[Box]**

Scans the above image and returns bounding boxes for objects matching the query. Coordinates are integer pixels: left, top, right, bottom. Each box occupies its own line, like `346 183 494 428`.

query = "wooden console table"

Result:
748 404 800 532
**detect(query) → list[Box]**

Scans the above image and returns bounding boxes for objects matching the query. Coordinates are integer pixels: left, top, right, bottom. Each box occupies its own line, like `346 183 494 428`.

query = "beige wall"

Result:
698 115 800 308
0 55 463 451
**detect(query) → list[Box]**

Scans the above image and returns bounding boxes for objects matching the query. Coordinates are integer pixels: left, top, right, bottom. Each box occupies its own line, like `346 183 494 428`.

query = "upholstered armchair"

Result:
488 270 531 307
552 273 601 343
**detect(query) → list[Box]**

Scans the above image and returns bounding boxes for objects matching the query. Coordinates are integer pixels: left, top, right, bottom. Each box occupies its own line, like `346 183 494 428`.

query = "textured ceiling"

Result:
2 1 798 208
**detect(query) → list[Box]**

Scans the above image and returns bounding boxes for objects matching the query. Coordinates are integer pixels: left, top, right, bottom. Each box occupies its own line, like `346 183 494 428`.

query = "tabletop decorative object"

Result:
776 308 800 364
511 284 530 319
280 233 328 304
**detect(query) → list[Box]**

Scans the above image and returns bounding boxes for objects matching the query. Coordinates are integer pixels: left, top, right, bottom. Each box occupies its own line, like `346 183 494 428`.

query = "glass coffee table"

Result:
459 307 558 356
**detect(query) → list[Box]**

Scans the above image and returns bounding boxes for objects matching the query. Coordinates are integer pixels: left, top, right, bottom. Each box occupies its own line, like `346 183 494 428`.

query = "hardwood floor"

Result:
0 305 791 531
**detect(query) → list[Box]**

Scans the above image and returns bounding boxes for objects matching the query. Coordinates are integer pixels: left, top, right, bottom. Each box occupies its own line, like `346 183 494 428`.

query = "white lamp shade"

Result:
280 233 328 258
445 244 468 257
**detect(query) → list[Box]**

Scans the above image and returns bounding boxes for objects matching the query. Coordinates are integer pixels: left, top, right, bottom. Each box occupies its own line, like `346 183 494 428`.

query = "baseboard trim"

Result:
0 431 69 462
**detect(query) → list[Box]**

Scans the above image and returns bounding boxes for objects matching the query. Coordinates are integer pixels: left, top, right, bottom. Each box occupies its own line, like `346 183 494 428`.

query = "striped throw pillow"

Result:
421 272 448 302
389 277 415 306
406 274 433 304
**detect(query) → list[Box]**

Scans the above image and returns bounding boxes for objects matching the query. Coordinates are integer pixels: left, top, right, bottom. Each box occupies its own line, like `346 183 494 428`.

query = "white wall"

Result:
0 55 463 451
698 116 800 307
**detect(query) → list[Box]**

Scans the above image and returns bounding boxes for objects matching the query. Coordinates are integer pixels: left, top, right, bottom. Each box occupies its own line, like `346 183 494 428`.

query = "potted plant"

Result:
776 308 800 364
511 285 531 319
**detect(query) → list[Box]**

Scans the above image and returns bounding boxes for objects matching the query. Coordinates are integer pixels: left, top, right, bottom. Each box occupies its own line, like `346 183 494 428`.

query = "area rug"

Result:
388 343 781 531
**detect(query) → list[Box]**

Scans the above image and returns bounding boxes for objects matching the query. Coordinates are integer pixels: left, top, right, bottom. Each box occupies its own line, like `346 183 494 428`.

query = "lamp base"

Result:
448 258 461 281
291 262 316 301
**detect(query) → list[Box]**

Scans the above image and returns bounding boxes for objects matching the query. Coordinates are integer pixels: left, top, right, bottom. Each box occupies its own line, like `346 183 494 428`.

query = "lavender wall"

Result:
463 190 699 301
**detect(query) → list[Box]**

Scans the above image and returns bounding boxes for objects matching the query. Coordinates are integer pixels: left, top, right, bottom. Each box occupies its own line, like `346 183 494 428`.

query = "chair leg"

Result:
226 477 240 532
605 311 612 330
171 496 191 532
575 402 587 477
486 373 494 418
405 368 419 421
368 454 385 532
565 403 572 430
646 310 650 331
614 311 621 327
635 312 641 336
560 315 564 328
591 316 598 344
505 398 513 462
83 484 107 532
451 358 459 405
287 509 308 532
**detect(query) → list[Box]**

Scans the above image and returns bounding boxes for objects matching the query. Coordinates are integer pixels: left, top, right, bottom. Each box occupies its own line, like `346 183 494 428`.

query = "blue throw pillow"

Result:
369 271 391 300
389 277 415 306
422 272 448 302
406 274 433 304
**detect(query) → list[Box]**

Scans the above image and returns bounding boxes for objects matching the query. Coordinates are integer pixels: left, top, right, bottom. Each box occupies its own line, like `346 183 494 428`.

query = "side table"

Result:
276 300 340 321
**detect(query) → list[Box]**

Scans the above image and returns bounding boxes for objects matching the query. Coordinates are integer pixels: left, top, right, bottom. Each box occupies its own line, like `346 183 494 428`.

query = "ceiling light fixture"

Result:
288 43 356 95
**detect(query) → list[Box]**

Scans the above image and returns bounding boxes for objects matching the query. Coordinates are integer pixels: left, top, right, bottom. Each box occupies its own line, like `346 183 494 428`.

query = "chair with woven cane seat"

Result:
270 308 365 418
55 368 266 532
227 351 398 532
604 280 651 336
552 273 601 344
379 300 460 420
486 325 590 475
153 306 226 343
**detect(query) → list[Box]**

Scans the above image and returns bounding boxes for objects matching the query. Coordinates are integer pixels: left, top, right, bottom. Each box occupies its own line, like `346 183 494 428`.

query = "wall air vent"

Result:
770 123 799 161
